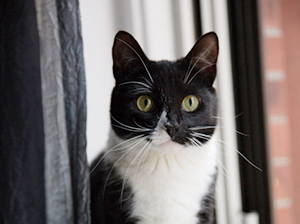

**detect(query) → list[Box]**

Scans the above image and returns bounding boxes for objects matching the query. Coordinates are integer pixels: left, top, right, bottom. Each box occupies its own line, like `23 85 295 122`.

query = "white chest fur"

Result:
106 130 218 224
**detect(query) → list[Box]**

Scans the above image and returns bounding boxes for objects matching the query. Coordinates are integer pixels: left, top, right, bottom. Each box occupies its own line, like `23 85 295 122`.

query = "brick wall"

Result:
261 0 300 223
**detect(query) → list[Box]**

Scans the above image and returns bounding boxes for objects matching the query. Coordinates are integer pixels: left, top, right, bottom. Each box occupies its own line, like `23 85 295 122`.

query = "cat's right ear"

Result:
112 31 149 79
183 32 219 86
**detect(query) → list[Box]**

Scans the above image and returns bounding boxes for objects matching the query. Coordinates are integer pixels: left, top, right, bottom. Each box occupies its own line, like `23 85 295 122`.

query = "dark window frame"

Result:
227 1 274 224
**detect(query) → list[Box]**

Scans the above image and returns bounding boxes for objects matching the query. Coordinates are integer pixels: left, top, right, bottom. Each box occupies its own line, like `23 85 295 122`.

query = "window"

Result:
261 0 300 223
81 0 300 223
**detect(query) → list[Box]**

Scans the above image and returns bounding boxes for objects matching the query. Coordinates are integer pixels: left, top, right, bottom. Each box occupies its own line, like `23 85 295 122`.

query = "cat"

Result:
90 30 219 224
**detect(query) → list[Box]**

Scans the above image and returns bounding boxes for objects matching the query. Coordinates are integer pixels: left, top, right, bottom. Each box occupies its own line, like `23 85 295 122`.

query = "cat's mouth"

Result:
151 130 172 146
158 139 181 148
150 128 186 153
155 137 175 146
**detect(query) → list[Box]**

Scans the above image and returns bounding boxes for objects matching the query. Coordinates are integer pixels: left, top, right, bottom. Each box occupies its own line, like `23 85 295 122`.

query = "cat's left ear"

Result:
183 32 219 86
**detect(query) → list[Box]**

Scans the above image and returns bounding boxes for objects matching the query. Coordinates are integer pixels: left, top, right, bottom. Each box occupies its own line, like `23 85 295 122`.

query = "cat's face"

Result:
110 31 218 152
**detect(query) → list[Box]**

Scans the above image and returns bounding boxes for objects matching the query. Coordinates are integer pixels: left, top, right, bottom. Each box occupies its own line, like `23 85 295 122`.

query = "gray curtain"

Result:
0 0 90 223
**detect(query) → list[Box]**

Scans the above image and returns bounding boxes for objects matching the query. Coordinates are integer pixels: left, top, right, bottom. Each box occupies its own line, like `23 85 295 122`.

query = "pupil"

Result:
144 99 148 107
189 98 193 106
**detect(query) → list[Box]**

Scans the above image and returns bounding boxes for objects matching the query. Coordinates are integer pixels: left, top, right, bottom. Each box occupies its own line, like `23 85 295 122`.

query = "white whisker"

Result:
135 145 151 177
191 132 262 171
191 133 212 142
119 81 152 89
189 137 229 179
133 118 150 130
188 137 203 148
112 125 150 133
128 88 152 95
103 137 146 199
89 134 144 175
184 41 218 84
183 56 194 83
187 63 215 84
111 115 152 132
116 38 154 83
121 140 150 203
216 160 229 179
189 126 216 131
190 125 249 137
142 76 152 86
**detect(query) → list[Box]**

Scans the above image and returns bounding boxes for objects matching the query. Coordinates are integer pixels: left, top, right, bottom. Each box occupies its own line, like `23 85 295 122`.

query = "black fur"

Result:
198 171 218 224
90 153 138 224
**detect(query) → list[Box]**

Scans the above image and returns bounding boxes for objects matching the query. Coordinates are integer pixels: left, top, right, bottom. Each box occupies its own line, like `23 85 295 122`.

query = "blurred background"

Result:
80 0 300 224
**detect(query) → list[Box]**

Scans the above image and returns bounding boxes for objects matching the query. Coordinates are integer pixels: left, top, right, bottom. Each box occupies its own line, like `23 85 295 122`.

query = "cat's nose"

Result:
165 125 180 139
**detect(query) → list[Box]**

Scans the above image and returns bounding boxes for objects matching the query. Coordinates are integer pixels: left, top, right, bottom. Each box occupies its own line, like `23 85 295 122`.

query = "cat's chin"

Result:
151 139 186 154
150 128 186 154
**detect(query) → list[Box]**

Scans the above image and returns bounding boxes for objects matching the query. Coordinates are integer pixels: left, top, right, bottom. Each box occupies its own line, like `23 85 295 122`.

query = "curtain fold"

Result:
0 0 90 223
56 0 90 223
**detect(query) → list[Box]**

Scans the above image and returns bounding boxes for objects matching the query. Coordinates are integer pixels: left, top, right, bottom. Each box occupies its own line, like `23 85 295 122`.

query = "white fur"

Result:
105 113 218 224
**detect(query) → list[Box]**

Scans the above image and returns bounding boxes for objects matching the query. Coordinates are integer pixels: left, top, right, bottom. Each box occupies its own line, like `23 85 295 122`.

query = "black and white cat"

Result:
90 31 219 224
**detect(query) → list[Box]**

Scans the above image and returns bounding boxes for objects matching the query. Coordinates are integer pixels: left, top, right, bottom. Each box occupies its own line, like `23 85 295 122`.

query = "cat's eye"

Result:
137 95 154 112
182 95 200 112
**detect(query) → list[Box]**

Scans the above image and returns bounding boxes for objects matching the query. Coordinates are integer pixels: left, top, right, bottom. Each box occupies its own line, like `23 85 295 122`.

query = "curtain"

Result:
0 0 90 223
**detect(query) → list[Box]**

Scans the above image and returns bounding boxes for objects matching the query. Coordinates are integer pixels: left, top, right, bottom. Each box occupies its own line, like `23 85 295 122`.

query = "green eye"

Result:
137 95 154 112
182 95 200 112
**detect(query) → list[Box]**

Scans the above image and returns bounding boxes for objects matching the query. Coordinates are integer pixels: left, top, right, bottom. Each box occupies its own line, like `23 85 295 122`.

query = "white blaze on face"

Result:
150 110 185 153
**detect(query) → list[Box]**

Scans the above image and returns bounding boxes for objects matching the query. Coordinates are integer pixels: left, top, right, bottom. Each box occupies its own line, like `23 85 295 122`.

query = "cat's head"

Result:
110 31 218 152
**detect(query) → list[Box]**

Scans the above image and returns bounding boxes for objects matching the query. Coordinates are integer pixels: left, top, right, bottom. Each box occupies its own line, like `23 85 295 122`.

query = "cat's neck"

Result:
105 128 218 224
106 128 217 170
